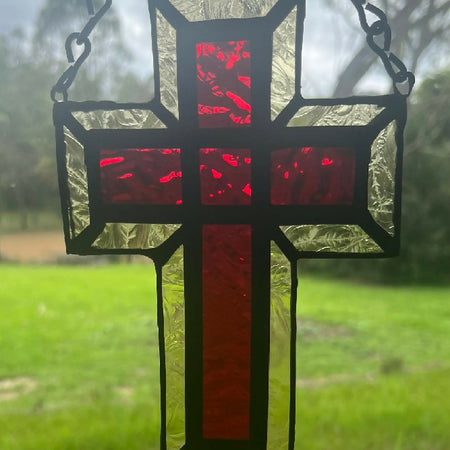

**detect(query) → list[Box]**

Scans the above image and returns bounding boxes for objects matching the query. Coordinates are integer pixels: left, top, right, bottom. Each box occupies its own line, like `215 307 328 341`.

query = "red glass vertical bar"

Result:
203 224 252 440
197 41 251 128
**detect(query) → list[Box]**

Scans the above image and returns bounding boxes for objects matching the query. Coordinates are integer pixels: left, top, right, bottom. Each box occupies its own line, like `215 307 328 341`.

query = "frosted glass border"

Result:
157 10 179 119
162 246 186 450
368 121 397 236
271 7 297 120
92 224 181 249
268 242 291 449
72 109 166 130
288 104 385 127
64 127 90 238
168 0 279 21
281 225 383 253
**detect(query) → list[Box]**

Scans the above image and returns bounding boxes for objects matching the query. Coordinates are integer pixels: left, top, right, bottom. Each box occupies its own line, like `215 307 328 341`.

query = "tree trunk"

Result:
333 47 377 97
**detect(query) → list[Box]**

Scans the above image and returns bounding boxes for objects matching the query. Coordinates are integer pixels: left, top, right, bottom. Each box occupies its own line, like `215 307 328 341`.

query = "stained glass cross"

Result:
53 1 411 449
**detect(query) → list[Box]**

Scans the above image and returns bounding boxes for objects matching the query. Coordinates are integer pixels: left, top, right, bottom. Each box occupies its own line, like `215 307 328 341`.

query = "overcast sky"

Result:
0 0 152 55
0 0 146 33
0 0 422 97
0 0 41 34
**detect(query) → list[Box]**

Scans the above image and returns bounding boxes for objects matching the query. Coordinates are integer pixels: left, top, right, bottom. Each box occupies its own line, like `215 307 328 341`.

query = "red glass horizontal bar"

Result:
271 147 356 205
100 148 182 205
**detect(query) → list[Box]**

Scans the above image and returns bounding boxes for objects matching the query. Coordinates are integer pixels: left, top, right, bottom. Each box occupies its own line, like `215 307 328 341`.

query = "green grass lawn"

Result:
0 265 449 449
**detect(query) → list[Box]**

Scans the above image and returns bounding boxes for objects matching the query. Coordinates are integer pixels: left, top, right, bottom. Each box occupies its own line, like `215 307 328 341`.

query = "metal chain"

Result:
350 0 415 96
51 0 112 102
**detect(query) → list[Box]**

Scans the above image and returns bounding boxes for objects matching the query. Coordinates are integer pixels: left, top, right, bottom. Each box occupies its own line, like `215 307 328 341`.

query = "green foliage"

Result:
0 265 448 449
398 71 450 282
0 33 58 225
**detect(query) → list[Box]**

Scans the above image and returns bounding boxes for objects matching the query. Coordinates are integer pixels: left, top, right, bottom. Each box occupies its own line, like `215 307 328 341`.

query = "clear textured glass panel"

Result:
162 246 186 450
288 104 385 127
100 148 182 205
368 121 397 236
168 0 278 21
281 225 382 253
156 10 179 118
64 127 90 238
271 6 297 120
200 148 252 205
268 242 291 449
197 41 251 128
71 109 166 130
92 224 181 249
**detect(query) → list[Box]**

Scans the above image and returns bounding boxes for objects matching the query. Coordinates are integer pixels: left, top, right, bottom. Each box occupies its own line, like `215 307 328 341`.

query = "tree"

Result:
0 0 157 228
397 71 450 282
0 32 58 229
0 1 152 229
34 0 152 102
329 0 450 96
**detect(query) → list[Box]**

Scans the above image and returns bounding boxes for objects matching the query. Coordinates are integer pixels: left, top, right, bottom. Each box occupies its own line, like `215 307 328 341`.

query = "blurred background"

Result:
0 0 449 449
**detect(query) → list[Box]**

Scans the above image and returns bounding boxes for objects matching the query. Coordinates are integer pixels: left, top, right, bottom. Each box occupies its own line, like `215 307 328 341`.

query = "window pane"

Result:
197 41 251 128
271 147 355 205
200 148 251 205
100 148 182 205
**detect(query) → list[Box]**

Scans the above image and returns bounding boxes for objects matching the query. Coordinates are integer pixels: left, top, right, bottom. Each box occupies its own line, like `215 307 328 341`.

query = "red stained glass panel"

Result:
100 148 182 205
203 224 252 440
197 41 251 128
271 147 356 205
200 148 252 205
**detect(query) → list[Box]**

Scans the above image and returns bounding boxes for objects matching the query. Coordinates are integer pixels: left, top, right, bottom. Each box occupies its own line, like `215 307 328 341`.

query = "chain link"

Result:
350 0 415 96
51 0 112 102
86 0 95 16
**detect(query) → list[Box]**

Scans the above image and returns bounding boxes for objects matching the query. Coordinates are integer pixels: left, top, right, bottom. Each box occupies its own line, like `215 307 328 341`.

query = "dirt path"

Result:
0 377 37 402
0 231 66 263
